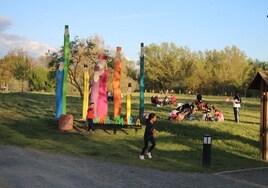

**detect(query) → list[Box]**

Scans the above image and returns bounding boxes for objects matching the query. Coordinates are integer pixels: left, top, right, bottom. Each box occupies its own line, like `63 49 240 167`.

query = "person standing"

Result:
139 113 157 160
233 91 241 123
87 102 95 132
196 91 202 103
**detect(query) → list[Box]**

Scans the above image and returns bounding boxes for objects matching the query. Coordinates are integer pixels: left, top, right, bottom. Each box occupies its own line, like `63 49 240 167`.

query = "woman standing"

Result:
233 91 241 123
139 113 157 160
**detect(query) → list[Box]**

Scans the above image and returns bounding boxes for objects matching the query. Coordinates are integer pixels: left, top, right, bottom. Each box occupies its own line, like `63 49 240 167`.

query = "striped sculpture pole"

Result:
126 83 131 124
55 58 64 119
90 55 108 117
113 47 122 118
90 62 100 114
96 56 108 118
62 25 70 114
82 64 89 119
139 43 145 119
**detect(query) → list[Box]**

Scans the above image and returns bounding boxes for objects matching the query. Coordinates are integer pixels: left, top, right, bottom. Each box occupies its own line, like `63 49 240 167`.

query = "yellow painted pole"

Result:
82 64 89 119
126 83 131 124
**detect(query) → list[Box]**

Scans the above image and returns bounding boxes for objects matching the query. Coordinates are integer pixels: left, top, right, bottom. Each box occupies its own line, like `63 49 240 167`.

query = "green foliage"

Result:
28 66 53 91
144 43 257 95
0 55 15 86
0 92 267 172
144 43 181 91
1 40 268 96
12 52 33 92
46 35 115 98
125 60 138 81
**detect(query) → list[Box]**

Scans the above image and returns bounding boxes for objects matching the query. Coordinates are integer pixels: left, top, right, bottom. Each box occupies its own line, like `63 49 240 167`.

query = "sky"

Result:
0 0 268 61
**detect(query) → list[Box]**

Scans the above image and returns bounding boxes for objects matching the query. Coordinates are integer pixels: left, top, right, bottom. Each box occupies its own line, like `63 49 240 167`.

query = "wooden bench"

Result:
73 120 142 135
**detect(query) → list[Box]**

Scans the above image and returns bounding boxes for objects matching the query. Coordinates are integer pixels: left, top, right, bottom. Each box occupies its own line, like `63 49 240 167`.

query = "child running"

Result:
139 113 157 160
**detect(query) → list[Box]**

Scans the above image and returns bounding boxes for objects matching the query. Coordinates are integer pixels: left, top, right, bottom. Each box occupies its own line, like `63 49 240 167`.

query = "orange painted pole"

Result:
112 47 122 118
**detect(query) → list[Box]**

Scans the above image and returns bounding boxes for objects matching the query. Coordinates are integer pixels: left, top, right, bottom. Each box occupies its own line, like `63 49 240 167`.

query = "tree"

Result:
46 35 113 98
125 60 138 81
0 52 17 89
176 48 202 93
144 42 181 91
13 53 33 92
28 65 51 91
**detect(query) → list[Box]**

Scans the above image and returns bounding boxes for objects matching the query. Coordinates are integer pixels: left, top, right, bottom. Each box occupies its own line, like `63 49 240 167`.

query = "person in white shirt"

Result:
233 91 241 123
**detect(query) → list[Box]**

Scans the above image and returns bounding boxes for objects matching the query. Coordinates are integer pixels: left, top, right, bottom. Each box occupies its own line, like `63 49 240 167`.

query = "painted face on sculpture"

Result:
93 59 107 82
59 62 64 71
93 65 100 82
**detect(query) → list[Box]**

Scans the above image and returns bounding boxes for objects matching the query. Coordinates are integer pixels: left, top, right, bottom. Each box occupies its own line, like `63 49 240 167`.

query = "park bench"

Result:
73 119 142 135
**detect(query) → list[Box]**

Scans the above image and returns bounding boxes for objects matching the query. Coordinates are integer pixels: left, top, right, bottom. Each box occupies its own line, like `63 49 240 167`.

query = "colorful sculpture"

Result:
126 83 131 124
139 43 145 119
82 64 89 119
90 63 100 113
55 59 64 119
97 68 108 117
62 25 70 114
112 47 122 118
90 55 108 118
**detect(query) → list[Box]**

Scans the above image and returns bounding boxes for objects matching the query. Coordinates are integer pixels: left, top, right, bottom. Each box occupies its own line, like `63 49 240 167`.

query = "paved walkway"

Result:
0 145 267 188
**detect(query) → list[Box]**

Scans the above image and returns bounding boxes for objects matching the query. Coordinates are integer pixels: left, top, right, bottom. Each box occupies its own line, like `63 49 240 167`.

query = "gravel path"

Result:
0 145 267 188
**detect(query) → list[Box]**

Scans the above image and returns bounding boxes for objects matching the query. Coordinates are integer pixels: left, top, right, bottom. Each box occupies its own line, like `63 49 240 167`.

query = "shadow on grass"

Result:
0 92 267 173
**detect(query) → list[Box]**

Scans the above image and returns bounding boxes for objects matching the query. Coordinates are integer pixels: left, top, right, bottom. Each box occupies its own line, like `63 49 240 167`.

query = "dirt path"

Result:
0 145 267 188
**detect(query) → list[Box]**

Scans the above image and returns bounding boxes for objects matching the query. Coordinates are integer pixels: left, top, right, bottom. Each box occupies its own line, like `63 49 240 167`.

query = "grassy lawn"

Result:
0 92 267 173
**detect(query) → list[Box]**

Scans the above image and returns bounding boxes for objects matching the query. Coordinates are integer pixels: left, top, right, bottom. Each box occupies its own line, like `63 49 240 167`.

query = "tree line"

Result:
0 38 267 97
0 35 138 97
143 42 266 96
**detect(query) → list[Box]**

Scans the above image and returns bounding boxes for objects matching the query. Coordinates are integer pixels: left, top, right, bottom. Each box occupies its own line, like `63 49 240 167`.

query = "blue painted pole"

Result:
55 58 64 119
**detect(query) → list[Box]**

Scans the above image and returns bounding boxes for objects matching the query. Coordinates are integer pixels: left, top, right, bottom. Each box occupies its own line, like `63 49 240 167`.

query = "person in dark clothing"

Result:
176 102 194 114
195 92 202 110
233 91 241 123
197 92 202 102
139 113 157 160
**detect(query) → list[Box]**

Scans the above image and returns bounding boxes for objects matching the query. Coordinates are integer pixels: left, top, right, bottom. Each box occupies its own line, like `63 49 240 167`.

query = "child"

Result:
139 113 157 160
215 109 224 122
168 109 179 120
202 108 213 121
87 102 95 132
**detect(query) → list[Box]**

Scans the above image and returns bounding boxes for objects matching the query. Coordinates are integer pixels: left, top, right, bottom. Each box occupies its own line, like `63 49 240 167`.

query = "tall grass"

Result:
0 92 267 172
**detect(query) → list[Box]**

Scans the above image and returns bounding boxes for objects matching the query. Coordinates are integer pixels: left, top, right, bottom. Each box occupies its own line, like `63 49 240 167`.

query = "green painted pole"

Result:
139 43 144 119
62 25 70 114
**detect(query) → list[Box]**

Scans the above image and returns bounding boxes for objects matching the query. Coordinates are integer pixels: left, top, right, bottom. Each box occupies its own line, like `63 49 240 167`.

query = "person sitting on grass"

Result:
175 110 191 121
170 95 176 105
214 109 224 122
176 102 195 114
168 109 179 120
168 102 194 121
151 95 163 106
201 108 214 121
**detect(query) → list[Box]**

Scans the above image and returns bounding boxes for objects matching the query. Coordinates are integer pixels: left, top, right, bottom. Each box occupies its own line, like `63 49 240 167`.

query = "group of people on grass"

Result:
86 91 241 161
151 95 176 106
167 91 241 123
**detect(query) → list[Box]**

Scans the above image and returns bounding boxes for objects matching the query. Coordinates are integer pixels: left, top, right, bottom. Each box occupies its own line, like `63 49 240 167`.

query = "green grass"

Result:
0 92 267 173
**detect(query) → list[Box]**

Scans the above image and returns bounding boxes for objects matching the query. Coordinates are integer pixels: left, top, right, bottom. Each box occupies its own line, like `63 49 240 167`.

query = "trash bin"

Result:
203 134 211 167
